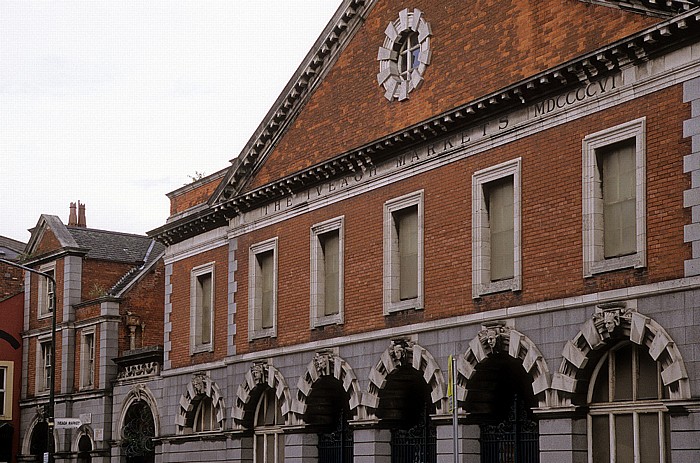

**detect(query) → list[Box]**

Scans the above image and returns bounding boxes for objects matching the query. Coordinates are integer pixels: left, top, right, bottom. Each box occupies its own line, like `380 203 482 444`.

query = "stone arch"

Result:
176 373 226 434
455 323 551 409
552 305 691 406
21 411 56 457
117 384 161 438
364 339 447 417
71 425 93 453
292 351 364 424
231 362 293 428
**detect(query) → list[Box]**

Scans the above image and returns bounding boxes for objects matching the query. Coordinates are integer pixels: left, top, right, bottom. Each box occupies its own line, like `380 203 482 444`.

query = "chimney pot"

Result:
68 202 78 226
77 201 86 228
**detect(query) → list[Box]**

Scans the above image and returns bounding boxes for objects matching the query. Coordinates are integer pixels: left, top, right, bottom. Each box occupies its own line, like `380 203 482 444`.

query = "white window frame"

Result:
249 238 278 340
36 336 52 395
383 190 424 314
583 117 646 277
0 361 13 420
472 158 522 298
193 396 218 433
253 388 285 463
37 263 55 319
310 216 345 328
80 329 95 389
190 262 215 354
586 343 667 463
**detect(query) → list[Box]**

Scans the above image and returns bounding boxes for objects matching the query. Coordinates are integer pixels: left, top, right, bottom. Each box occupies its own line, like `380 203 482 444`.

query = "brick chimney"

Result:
77 201 87 228
68 202 78 226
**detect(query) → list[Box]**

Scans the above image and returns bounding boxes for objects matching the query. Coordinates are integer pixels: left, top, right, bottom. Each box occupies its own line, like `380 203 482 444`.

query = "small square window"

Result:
249 238 278 340
472 158 522 298
310 217 344 328
0 363 9 419
384 191 424 314
191 263 215 353
583 117 646 276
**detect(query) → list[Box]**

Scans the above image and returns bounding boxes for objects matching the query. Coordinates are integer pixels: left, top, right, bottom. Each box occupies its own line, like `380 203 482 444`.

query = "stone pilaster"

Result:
538 417 587 463
683 76 700 276
353 428 391 463
285 432 318 463
436 422 480 463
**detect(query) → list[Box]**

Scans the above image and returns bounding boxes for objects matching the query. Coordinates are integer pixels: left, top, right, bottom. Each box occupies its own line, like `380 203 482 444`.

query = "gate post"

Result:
435 421 480 463
538 417 586 463
353 427 391 463
285 432 318 463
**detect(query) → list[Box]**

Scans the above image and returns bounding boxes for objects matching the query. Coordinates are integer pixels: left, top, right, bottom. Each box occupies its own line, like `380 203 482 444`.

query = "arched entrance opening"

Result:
29 421 48 462
306 376 353 462
467 353 539 463
77 434 92 463
122 401 156 463
378 366 436 463
253 387 285 463
0 423 13 462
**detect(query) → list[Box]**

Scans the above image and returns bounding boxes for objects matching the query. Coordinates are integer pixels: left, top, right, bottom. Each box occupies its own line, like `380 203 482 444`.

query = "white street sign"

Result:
54 418 82 429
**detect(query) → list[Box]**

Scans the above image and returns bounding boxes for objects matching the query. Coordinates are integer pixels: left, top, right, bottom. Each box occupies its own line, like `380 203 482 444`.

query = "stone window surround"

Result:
472 158 522 298
37 262 55 319
310 216 345 329
79 328 95 390
190 262 215 354
377 8 432 102
582 117 647 277
383 190 424 315
248 238 278 340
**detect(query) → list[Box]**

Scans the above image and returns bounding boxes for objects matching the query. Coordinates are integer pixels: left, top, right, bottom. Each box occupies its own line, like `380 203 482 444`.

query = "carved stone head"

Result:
251 363 267 385
314 352 332 376
192 373 206 395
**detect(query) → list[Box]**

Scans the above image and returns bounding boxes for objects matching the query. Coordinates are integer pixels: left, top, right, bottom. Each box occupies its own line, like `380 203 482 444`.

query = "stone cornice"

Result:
152 6 700 246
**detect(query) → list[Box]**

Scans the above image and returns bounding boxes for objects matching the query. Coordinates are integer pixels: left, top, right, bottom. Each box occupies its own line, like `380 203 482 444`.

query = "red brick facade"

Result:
248 0 659 190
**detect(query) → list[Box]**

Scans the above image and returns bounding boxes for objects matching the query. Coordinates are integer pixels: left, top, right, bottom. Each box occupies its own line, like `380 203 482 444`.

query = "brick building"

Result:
0 236 26 463
116 0 700 462
17 204 165 462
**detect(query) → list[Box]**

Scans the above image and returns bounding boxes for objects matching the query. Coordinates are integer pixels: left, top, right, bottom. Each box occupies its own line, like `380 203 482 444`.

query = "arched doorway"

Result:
77 434 92 463
378 366 436 463
121 401 155 463
306 376 353 463
467 353 539 463
29 421 48 462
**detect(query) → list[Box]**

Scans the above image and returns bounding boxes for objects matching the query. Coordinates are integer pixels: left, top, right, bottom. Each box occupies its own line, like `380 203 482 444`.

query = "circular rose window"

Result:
377 8 432 101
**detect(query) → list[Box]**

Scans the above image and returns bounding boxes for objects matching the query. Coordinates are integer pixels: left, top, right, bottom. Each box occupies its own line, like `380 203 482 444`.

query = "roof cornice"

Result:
152 6 700 246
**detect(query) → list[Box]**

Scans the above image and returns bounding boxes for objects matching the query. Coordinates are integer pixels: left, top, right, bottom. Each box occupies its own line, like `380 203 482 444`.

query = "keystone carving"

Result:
313 351 333 376
251 362 267 385
478 321 508 354
390 339 413 367
192 373 207 395
593 304 634 340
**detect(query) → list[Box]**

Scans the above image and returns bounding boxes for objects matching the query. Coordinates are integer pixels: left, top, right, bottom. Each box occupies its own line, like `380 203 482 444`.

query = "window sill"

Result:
384 298 423 315
584 253 644 278
473 277 521 299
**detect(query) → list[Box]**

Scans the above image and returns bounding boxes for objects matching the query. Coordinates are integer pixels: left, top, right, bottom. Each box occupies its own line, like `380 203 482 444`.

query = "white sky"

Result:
0 1 343 243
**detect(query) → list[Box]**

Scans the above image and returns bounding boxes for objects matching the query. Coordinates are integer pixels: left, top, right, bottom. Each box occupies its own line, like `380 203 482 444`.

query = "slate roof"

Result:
67 227 161 264
0 235 26 259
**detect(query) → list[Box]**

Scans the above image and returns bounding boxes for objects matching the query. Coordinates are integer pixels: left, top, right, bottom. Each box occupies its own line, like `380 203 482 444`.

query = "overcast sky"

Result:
0 1 343 243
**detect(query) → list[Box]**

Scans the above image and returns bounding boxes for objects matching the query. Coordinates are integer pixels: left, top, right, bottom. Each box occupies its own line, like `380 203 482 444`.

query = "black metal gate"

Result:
122 402 156 463
390 410 437 463
480 394 539 463
318 410 353 463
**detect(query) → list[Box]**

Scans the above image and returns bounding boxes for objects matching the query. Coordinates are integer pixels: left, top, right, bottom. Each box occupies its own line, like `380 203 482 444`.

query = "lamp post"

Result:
0 258 57 463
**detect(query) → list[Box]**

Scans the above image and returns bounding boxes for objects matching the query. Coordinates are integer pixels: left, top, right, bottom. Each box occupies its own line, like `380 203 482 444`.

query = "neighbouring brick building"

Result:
0 236 26 463
76 0 700 462
17 204 165 463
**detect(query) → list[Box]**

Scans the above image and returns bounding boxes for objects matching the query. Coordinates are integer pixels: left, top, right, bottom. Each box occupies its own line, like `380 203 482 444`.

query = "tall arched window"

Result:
588 342 668 463
254 388 284 463
193 396 216 432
